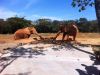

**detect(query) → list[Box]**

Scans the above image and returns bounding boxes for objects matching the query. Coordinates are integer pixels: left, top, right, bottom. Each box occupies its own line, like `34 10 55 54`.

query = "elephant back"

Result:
14 28 31 40
66 24 78 35
59 25 68 32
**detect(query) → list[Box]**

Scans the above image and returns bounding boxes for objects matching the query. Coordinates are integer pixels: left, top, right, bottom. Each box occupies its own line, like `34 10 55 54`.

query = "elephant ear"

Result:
24 27 31 35
28 27 32 31
28 27 37 34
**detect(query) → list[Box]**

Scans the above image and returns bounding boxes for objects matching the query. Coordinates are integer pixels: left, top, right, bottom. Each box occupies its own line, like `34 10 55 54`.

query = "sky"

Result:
0 0 96 21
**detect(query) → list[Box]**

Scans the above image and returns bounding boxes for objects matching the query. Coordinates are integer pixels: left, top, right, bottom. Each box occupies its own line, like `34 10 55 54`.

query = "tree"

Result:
72 0 100 32
51 20 60 32
78 18 89 32
95 0 100 32
6 17 32 33
35 19 52 33
0 19 5 33
89 20 98 32
35 19 52 26
79 18 88 23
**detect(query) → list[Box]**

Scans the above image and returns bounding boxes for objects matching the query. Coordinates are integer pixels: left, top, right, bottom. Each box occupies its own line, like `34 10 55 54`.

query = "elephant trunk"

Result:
34 32 44 40
39 35 44 40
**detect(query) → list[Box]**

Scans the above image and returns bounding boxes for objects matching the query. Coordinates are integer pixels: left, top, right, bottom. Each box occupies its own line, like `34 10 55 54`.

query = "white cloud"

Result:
0 7 64 21
27 14 64 21
0 7 18 19
24 0 39 9
4 0 39 10
0 7 25 20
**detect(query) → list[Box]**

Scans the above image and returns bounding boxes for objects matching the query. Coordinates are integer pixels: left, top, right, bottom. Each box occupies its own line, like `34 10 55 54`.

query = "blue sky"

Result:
0 0 96 21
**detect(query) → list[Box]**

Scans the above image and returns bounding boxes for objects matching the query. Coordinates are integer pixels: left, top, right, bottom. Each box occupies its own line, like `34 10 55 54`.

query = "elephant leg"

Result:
73 34 76 41
62 32 66 42
25 34 30 38
14 33 22 40
23 34 27 39
66 35 69 41
28 35 30 38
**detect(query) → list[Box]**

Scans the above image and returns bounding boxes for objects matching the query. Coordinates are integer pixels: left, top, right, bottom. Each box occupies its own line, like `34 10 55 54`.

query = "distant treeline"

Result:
0 17 98 34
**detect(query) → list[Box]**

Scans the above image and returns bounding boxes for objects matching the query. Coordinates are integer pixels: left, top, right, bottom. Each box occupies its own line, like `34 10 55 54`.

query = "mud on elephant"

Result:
54 22 79 41
14 27 44 40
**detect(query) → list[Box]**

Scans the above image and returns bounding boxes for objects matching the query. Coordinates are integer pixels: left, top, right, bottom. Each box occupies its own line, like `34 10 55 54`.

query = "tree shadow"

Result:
0 44 46 74
29 39 74 51
1 39 98 74
30 38 72 44
4 71 31 75
69 43 100 65
30 39 94 54
0 56 19 73
90 45 100 65
11 47 45 58
69 43 94 56
90 55 100 65
51 42 74 51
29 40 99 66
50 41 93 53
76 64 100 75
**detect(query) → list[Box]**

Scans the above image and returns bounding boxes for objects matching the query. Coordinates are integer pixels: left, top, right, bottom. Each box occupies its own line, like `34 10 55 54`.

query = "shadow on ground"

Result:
90 55 100 65
76 64 100 75
30 39 100 65
4 71 31 75
0 44 46 74
0 39 100 74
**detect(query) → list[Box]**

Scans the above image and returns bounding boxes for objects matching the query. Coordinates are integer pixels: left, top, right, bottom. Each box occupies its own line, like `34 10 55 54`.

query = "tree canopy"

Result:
0 17 98 33
72 0 94 12
71 0 100 32
0 17 32 34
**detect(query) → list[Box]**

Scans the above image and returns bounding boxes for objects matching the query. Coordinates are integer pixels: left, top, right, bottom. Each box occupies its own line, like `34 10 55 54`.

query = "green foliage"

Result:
76 18 98 32
34 18 98 33
71 0 100 32
72 0 94 12
0 17 32 34
0 17 98 33
6 17 32 33
51 20 60 32
34 19 52 33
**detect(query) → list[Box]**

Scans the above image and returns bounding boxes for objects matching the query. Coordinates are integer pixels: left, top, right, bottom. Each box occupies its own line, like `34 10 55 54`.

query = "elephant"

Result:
14 27 44 40
54 22 78 41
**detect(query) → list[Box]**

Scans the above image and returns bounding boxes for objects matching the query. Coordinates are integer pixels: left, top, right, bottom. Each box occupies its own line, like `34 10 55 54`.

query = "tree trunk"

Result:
95 0 100 32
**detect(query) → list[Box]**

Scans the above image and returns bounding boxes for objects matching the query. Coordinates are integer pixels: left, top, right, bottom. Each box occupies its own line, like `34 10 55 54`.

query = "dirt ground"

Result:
0 33 100 75
0 33 100 44
0 33 100 53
